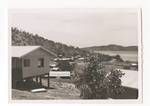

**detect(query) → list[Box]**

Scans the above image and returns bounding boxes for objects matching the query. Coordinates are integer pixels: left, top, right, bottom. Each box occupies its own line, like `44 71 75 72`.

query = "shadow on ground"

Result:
110 87 138 99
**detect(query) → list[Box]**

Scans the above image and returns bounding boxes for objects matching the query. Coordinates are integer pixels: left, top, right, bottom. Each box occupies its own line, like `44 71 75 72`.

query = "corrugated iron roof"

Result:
11 46 56 57
121 69 138 89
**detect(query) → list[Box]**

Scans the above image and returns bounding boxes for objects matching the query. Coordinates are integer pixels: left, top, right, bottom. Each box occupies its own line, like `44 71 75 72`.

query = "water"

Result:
94 50 138 62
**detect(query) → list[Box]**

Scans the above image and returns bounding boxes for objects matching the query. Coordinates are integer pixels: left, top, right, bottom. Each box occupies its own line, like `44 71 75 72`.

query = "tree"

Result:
73 55 125 99
57 60 72 71
114 54 124 62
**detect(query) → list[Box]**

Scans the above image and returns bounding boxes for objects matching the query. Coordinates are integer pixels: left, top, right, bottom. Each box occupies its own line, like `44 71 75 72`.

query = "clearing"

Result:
12 78 80 100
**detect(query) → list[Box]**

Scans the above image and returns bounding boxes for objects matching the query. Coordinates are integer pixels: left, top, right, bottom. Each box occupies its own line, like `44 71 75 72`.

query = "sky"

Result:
9 8 139 48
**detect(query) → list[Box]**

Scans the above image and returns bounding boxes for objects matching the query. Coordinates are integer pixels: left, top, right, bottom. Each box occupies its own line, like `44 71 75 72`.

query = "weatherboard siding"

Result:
12 57 23 88
22 48 54 78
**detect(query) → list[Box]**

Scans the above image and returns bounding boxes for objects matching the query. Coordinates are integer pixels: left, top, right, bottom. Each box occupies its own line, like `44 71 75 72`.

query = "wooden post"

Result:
36 76 38 83
39 76 42 86
48 73 50 88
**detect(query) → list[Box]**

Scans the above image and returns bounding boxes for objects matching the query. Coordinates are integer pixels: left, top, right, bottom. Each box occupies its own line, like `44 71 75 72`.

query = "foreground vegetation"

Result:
73 55 125 99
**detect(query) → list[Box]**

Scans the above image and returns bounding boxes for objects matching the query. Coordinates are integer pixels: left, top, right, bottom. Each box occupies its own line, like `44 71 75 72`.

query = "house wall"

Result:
12 57 22 88
22 48 55 78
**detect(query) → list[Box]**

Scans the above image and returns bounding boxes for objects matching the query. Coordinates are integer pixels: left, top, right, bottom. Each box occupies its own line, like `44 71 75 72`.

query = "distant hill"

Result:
81 44 138 52
11 27 88 57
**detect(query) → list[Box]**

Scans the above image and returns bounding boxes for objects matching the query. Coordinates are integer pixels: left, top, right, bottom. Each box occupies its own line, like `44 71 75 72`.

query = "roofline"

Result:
14 46 57 58
40 46 57 57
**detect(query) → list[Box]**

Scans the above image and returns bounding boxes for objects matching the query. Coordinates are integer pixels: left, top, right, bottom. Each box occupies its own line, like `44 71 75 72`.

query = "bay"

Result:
94 50 138 62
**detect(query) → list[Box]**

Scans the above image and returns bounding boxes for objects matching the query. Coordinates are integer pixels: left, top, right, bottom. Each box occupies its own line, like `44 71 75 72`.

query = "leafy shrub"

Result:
57 60 72 71
73 56 125 99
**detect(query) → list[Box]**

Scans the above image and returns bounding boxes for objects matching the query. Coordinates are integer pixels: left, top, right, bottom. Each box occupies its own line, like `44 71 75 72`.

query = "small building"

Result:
111 69 138 99
11 46 56 88
130 63 138 70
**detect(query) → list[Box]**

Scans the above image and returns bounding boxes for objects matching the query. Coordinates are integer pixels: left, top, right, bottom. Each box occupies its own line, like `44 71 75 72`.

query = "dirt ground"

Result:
12 78 80 100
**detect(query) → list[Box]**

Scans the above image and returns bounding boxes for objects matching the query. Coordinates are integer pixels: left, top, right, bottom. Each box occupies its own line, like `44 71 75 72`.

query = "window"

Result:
24 59 30 67
38 58 44 67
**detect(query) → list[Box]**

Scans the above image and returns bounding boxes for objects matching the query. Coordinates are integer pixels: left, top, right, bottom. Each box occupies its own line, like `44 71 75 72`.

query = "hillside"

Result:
11 27 88 57
12 78 80 100
82 44 138 52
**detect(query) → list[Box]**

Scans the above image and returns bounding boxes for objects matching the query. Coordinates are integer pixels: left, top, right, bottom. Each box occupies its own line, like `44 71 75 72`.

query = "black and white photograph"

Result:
9 8 142 101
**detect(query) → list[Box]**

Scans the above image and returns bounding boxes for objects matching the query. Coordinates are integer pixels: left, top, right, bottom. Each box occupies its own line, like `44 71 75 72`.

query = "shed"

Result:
11 46 56 88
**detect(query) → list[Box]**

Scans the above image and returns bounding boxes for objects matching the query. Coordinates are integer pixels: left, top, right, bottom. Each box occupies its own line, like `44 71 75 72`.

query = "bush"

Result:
57 60 72 71
73 56 125 99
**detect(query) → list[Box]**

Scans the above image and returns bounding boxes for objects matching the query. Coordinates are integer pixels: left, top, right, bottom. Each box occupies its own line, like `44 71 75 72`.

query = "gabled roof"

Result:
12 46 56 58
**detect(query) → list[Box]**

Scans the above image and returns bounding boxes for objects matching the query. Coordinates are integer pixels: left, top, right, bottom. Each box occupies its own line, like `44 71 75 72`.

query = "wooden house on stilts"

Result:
11 46 56 89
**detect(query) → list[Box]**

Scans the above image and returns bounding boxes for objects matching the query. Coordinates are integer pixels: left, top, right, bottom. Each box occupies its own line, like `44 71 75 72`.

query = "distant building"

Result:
130 63 138 70
11 46 56 88
54 57 74 61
